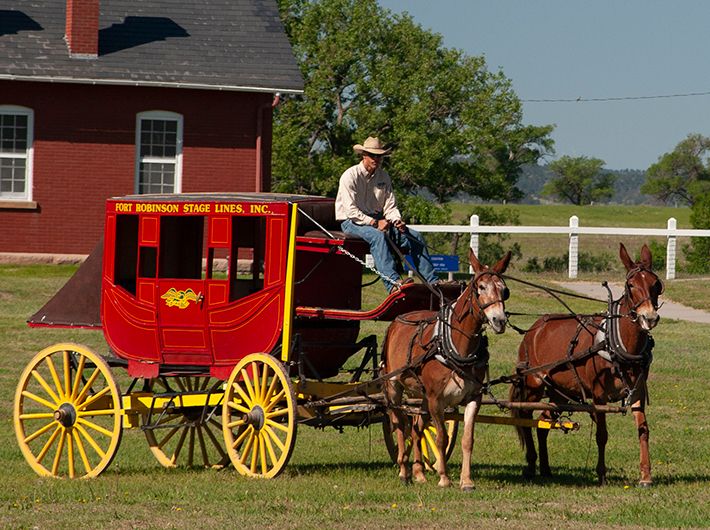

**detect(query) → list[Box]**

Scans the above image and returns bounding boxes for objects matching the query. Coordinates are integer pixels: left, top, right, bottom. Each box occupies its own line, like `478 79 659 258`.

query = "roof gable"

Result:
0 0 304 93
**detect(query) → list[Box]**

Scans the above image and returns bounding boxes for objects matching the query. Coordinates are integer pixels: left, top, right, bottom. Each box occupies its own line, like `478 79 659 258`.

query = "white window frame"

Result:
134 110 183 194
0 105 34 201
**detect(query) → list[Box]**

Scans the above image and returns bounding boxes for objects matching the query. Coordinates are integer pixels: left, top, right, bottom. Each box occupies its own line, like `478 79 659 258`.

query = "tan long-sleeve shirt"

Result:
335 161 402 226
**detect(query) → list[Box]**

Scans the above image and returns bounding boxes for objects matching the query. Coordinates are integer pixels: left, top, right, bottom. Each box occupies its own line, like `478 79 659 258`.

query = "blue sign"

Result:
404 254 459 272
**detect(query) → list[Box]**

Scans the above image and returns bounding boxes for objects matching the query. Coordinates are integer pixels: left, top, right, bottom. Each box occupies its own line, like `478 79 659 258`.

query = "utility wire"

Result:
522 90 710 103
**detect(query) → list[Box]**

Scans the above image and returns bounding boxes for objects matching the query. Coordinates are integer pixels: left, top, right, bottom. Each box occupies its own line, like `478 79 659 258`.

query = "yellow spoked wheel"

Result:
222 354 297 478
13 343 123 479
382 415 458 471
143 376 228 469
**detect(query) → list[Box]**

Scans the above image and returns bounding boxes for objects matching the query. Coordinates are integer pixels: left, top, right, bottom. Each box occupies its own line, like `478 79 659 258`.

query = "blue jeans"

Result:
341 219 438 290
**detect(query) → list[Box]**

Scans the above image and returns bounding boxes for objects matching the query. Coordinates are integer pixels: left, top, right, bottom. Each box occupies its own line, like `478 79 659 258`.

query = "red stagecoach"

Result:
14 192 464 478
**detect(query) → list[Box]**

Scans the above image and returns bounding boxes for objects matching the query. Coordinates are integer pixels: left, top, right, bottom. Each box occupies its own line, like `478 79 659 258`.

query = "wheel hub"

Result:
244 405 265 431
54 403 77 428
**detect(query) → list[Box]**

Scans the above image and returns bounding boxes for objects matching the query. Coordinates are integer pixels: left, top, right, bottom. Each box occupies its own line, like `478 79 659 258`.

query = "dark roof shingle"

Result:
0 0 304 93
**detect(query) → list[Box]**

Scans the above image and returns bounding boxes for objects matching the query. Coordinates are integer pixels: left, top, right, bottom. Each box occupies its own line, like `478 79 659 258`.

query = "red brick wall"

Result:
0 80 273 254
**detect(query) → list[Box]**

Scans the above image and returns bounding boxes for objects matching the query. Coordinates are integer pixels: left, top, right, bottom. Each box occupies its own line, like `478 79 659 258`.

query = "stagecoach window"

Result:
114 214 139 294
139 247 157 278
159 216 204 279
0 106 33 201
230 216 266 302
135 112 182 194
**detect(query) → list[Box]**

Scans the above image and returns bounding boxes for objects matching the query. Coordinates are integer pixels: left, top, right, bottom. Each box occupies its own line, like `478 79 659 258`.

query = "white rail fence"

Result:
410 215 710 280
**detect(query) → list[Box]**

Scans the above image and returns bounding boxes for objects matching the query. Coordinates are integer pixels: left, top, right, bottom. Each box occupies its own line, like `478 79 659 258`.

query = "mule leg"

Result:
594 412 608 485
632 399 652 486
389 408 411 483
536 410 552 477
459 396 481 491
410 414 428 484
519 411 537 479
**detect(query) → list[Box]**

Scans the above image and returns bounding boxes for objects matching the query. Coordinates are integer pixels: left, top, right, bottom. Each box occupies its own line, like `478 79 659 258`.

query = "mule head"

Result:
468 248 512 334
619 243 663 330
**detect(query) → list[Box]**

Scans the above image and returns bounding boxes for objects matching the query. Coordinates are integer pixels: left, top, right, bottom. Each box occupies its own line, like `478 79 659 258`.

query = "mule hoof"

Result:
522 468 535 481
461 485 475 493
637 481 653 488
540 467 552 478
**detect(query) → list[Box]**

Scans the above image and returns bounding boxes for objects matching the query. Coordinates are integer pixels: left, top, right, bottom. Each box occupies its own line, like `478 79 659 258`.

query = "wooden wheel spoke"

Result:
228 401 251 415
44 356 64 401
260 366 271 402
51 427 66 476
231 383 251 408
36 425 62 464
265 418 289 433
76 417 114 438
67 431 75 479
250 434 259 474
157 425 182 450
19 412 55 421
227 417 247 429
23 420 56 444
240 430 256 465
72 429 92 474
21 390 57 411
250 363 261 402
187 427 196 467
77 386 112 411
263 424 285 452
74 369 103 407
240 368 257 403
171 427 190 465
264 388 285 413
265 406 289 420
30 369 61 404
62 350 72 402
262 376 279 407
259 433 268 474
261 427 279 464
231 425 252 450
70 354 86 401
74 423 107 460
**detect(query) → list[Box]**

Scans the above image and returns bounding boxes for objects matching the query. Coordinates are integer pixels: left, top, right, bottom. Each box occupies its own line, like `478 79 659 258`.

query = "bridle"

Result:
622 266 664 320
454 270 510 323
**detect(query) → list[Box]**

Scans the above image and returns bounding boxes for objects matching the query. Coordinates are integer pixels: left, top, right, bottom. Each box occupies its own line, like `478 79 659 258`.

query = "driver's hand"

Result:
376 219 390 231
393 219 406 233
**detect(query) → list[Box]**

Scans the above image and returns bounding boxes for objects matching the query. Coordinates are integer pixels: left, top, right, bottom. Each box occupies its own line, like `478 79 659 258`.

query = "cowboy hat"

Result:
353 136 392 156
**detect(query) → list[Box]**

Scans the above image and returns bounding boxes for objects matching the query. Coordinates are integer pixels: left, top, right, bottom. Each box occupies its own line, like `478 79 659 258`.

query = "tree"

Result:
273 0 554 204
541 156 615 205
641 133 710 206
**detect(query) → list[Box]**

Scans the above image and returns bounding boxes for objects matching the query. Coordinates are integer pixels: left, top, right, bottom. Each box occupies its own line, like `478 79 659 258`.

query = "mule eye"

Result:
502 287 510 301
654 280 665 295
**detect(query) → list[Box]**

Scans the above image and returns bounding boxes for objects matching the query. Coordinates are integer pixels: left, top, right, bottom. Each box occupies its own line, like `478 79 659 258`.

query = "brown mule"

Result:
511 243 662 486
382 249 511 491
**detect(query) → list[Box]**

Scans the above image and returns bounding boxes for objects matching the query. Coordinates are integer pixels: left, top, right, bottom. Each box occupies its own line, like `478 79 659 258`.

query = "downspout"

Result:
255 93 281 192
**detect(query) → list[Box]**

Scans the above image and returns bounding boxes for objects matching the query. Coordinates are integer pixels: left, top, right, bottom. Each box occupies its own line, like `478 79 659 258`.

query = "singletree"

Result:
273 0 554 203
542 156 615 205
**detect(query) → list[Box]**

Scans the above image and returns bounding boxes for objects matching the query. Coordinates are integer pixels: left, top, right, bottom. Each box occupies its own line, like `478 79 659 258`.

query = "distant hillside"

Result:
516 164 654 205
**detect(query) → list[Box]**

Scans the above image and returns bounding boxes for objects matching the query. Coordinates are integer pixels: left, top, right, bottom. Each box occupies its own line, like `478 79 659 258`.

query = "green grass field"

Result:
1 256 709 529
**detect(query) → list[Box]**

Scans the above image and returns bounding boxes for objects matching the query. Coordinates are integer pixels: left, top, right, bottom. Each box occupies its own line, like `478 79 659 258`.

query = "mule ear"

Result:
493 250 512 274
469 247 483 274
619 243 635 271
640 244 653 269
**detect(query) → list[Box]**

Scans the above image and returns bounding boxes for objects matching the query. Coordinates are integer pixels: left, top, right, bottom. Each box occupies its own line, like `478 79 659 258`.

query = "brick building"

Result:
0 0 303 255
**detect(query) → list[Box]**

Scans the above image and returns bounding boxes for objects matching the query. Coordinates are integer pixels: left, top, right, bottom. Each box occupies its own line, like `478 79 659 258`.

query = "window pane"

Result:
0 112 29 198
138 116 179 195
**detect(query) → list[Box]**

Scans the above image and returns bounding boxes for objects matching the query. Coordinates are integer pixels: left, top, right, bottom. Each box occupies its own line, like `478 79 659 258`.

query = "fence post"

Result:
666 217 677 280
469 214 479 274
568 215 578 279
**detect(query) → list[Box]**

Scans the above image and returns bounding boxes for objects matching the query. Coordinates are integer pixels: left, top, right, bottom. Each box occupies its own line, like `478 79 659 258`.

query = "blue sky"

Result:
378 0 710 170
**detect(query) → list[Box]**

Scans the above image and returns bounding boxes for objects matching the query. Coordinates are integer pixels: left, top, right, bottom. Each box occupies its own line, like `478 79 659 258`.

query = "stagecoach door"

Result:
155 215 211 363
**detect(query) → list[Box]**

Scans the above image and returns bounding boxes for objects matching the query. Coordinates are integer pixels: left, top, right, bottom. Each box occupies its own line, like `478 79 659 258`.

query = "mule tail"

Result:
509 377 526 447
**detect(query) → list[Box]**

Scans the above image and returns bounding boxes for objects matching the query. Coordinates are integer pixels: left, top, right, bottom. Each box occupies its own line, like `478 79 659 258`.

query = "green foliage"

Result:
522 251 613 273
273 0 554 201
646 240 667 272
642 133 710 206
683 193 710 273
398 195 451 225
541 155 616 205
